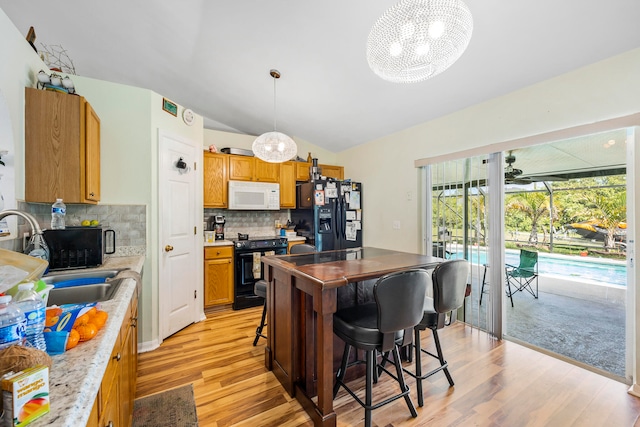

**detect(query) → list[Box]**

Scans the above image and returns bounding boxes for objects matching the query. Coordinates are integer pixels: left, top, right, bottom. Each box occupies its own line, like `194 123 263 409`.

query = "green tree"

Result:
505 192 553 245
584 192 626 250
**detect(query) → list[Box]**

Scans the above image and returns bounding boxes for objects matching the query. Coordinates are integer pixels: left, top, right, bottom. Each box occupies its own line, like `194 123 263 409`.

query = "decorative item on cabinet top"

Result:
37 70 76 94
221 147 254 156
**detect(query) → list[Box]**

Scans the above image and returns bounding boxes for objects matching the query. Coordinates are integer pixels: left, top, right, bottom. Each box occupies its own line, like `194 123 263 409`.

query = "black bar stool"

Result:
403 259 469 407
252 243 316 346
332 269 428 427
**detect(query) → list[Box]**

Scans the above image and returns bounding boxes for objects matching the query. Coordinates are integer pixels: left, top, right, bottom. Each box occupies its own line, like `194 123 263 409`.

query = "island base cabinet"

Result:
87 290 138 427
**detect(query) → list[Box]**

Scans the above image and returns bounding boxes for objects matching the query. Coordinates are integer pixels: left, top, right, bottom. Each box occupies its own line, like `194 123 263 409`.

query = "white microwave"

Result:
228 180 280 210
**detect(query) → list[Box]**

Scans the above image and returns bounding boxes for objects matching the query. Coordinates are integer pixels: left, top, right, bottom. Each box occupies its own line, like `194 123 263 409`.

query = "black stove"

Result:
232 236 288 310
231 236 288 252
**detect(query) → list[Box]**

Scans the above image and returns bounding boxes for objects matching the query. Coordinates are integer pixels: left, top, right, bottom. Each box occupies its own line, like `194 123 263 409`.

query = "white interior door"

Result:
159 131 198 339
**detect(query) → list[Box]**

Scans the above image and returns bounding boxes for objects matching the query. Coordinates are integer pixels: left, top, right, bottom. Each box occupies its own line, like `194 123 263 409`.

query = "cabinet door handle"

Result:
113 353 121 362
165 245 174 252
107 422 114 427
90 192 95 197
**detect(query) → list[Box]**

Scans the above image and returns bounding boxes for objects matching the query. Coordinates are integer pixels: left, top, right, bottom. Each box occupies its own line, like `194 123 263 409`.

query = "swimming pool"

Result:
452 248 627 286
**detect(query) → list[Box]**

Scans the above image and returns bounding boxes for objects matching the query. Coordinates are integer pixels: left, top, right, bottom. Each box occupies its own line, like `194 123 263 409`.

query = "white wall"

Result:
338 48 640 253
74 78 204 347
0 10 48 202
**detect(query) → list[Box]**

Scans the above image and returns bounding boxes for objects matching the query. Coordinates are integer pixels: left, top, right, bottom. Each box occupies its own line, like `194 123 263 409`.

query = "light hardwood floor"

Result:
136 306 640 426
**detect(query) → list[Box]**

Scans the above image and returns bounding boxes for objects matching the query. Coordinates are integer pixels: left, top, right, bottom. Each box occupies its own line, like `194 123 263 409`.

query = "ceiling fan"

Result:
504 151 567 184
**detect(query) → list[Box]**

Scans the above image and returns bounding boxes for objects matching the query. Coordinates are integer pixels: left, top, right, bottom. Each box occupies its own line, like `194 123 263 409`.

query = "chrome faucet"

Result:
0 209 43 236
0 209 48 258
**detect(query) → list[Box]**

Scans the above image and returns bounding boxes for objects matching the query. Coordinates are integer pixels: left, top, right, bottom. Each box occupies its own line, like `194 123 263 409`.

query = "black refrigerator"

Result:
291 180 363 251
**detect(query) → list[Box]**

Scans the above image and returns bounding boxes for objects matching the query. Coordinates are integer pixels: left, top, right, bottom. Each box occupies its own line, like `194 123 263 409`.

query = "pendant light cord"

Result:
273 75 277 132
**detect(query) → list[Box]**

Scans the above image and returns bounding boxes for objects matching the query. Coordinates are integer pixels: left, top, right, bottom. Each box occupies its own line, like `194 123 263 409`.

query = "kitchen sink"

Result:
42 269 127 306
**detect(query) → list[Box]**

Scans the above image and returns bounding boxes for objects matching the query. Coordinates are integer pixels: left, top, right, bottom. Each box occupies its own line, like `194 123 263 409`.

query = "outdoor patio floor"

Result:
464 276 626 378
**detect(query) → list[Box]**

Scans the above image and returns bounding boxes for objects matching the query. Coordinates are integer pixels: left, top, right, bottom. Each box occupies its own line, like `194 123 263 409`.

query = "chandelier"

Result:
252 69 297 163
367 0 473 83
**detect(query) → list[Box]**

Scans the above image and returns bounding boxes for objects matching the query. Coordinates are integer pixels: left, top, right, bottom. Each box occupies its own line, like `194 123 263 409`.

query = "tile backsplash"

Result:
0 202 146 257
204 209 289 238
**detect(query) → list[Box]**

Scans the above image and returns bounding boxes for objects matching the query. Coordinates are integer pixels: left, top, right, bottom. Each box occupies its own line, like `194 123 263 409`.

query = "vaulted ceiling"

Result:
1 1 639 153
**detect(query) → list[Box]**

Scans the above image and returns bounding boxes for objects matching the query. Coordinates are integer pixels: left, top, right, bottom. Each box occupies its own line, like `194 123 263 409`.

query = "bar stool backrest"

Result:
432 259 469 314
374 269 428 351
290 244 317 254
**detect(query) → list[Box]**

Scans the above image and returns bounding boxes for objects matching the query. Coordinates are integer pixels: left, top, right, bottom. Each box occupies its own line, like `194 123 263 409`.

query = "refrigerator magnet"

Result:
345 223 357 241
314 190 325 205
350 192 361 209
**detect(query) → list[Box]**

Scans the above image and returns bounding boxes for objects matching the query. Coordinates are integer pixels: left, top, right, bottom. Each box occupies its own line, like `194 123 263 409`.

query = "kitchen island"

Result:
261 247 442 427
24 255 144 427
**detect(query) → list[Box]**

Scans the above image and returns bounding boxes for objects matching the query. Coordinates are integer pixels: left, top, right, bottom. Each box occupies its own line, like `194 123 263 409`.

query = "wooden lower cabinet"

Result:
87 290 138 427
204 246 234 307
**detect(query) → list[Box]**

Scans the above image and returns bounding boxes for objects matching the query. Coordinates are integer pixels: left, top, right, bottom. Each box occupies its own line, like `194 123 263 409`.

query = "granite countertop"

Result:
29 255 145 427
203 239 234 247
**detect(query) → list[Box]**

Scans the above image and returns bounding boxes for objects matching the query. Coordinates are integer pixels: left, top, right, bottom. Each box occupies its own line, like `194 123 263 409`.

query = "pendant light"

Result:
252 69 297 163
367 0 473 83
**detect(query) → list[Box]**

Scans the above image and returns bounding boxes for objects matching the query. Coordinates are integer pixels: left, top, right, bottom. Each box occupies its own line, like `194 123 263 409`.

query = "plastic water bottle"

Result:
51 198 66 229
14 283 47 351
0 295 26 350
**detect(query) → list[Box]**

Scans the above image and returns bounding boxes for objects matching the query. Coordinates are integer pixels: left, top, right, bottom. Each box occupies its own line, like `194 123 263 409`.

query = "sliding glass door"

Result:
425 128 633 381
429 154 501 336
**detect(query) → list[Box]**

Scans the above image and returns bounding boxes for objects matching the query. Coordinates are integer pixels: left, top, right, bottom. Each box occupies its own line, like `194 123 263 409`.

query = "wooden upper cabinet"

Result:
254 159 280 182
25 87 101 204
296 162 311 181
84 102 101 202
204 152 229 208
320 164 344 181
229 156 279 182
295 162 344 182
228 155 254 181
279 162 296 208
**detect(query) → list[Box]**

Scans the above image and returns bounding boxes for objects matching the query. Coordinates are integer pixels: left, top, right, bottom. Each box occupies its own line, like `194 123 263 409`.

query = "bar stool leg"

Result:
334 343 351 398
253 302 267 346
414 328 424 407
392 345 417 417
433 329 454 387
365 350 374 427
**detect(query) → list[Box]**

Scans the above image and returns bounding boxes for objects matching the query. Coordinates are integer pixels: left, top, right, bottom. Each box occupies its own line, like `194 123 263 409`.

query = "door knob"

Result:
165 245 174 252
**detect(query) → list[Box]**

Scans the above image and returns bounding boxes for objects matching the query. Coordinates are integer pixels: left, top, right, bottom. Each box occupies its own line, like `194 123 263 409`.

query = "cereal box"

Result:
1 365 49 426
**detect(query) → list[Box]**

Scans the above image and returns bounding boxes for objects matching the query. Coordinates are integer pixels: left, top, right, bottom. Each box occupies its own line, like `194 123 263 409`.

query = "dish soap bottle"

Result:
51 198 66 229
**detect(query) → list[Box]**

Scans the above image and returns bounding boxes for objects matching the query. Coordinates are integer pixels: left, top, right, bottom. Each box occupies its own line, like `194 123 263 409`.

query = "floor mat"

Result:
132 383 198 427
